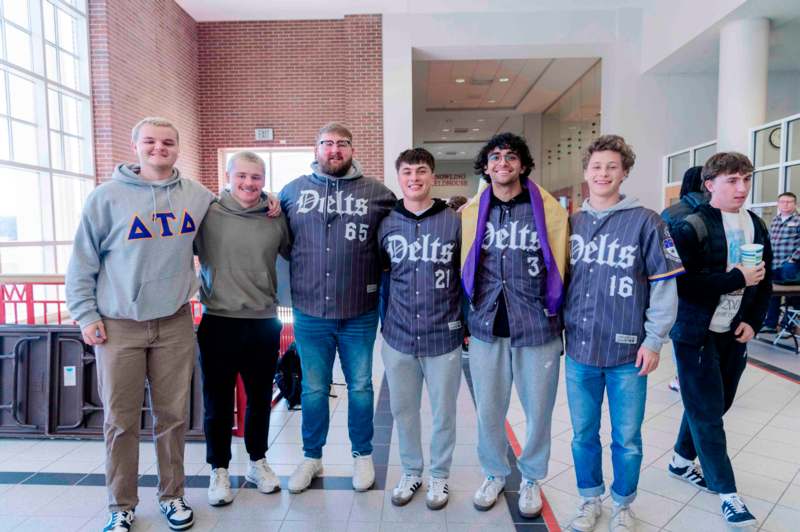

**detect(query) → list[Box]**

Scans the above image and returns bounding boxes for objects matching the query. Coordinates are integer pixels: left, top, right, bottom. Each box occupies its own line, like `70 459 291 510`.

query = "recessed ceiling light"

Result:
441 136 447 140
472 128 480 132
499 77 509 83
437 152 443 155
477 118 485 122
455 78 465 83
488 99 496 103
459 151 466 155
442 128 450 132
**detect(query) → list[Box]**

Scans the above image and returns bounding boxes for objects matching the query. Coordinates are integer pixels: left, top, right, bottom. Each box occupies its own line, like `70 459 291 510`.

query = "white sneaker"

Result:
570 497 602 532
207 467 233 506
102 510 135 532
246 458 280 494
352 454 375 491
288 458 323 493
473 475 505 511
609 504 637 532
518 479 542 518
391 473 423 506
426 476 449 510
158 497 194 531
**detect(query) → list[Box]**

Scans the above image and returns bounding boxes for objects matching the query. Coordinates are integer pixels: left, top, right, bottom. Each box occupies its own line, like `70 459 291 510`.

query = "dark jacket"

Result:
661 166 705 228
670 203 772 346
661 191 705 228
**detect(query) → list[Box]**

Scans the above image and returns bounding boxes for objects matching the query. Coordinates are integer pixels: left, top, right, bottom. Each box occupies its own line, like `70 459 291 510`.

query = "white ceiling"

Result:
176 0 649 21
414 58 598 160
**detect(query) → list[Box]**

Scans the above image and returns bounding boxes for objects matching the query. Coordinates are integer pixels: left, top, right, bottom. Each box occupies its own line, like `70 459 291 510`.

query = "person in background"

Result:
660 165 704 392
761 191 800 332
447 195 468 211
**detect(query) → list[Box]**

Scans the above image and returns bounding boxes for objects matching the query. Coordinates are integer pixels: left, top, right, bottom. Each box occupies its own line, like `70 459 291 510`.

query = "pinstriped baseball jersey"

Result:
468 192 561 347
565 206 684 367
379 200 463 357
279 168 396 319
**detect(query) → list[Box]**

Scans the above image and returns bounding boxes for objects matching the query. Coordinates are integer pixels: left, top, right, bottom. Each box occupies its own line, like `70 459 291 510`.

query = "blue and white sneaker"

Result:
159 496 194 530
668 462 712 492
102 510 134 531
721 495 757 528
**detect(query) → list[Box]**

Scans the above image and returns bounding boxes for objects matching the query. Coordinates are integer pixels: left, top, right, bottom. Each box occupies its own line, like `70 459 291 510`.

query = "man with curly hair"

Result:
461 132 569 517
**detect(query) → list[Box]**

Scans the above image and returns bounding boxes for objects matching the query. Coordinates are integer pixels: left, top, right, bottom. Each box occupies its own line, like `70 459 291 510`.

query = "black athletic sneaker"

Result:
668 463 713 492
159 496 194 530
721 495 758 528
103 510 134 532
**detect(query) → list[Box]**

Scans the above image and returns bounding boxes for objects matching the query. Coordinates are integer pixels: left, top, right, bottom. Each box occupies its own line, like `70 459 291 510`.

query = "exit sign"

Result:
255 128 274 141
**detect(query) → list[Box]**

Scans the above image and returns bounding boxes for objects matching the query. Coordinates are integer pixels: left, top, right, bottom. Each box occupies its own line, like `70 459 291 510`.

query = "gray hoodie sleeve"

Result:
65 194 108 329
642 278 678 353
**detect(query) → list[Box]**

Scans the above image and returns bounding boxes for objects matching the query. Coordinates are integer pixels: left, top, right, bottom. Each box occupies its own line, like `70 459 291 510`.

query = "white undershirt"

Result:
709 209 754 333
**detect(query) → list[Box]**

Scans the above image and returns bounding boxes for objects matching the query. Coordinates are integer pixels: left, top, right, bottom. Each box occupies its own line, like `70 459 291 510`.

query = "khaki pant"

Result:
95 304 195 511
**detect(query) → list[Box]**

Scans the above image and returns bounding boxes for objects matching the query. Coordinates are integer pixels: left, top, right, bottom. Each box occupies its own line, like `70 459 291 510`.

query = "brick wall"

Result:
89 0 200 182
89 4 383 190
196 15 383 190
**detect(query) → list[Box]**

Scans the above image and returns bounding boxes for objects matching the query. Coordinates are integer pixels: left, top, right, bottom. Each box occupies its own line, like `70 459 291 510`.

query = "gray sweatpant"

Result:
381 342 462 478
468 336 562 483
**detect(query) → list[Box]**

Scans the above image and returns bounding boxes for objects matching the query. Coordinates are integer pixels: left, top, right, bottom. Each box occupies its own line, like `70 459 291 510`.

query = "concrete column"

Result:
716 18 770 153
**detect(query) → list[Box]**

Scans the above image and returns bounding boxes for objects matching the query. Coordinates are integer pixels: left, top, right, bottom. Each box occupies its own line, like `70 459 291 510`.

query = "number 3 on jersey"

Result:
345 222 368 242
609 275 633 298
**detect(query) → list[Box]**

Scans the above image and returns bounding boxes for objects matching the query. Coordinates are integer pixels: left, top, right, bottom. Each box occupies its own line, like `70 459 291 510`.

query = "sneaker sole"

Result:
208 496 233 507
245 474 281 494
164 517 194 531
726 517 758 528
288 467 323 494
668 471 715 493
519 506 542 519
473 488 504 512
353 479 375 492
391 494 414 507
426 498 448 511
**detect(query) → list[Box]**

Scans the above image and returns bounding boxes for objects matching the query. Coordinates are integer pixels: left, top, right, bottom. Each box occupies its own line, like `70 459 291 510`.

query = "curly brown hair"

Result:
581 134 636 171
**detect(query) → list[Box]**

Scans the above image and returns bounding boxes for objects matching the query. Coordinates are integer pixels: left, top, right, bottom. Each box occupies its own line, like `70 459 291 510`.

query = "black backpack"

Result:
275 342 302 410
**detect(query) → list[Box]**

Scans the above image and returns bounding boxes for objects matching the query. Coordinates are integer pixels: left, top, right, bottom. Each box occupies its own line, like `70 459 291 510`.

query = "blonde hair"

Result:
227 151 266 175
131 117 180 143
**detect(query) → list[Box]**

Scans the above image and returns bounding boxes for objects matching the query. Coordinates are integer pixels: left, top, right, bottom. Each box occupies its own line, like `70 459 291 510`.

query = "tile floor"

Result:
0 336 799 532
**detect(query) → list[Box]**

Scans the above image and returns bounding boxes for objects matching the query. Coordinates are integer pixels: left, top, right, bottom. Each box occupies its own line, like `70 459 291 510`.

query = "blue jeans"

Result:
566 357 647 505
293 309 379 459
764 262 800 328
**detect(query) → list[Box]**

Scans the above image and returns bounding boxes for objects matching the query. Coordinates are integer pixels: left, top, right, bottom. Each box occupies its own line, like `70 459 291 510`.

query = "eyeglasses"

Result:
319 140 352 149
487 152 520 163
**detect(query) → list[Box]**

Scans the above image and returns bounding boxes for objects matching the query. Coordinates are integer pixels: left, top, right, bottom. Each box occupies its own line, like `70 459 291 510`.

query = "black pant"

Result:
197 314 281 468
673 331 747 494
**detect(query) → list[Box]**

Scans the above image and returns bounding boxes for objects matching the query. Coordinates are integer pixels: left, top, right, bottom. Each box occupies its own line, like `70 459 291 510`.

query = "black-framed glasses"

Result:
319 140 352 148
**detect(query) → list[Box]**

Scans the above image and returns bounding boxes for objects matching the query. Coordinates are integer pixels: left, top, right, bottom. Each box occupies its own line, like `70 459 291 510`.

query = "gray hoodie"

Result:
565 195 681 365
66 164 214 328
195 189 291 319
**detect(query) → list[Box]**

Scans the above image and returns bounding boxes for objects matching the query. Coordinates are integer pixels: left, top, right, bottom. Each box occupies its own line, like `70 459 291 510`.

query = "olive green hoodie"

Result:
195 189 291 318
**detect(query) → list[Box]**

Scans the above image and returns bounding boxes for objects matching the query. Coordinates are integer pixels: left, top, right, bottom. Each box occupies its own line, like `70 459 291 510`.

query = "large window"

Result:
218 148 314 194
750 113 800 224
0 0 92 275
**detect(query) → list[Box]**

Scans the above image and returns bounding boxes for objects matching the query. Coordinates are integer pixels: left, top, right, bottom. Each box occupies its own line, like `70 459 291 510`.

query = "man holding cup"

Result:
667 152 772 528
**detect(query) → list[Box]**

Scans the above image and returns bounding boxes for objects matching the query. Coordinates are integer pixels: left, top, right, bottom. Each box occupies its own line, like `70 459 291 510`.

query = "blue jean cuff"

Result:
577 483 605 498
352 451 372 458
304 451 322 459
611 488 637 506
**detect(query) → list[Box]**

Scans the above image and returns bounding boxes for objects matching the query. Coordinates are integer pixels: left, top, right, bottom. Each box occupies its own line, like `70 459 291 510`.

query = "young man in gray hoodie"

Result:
564 135 683 532
194 151 291 507
68 117 213 532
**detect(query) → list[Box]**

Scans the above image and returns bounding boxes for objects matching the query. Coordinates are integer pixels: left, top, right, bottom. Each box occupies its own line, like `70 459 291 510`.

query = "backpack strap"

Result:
685 213 708 245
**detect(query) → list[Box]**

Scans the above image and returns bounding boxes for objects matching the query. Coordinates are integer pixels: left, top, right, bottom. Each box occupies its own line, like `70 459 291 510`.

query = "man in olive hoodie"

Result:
194 151 291 507
66 117 214 532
